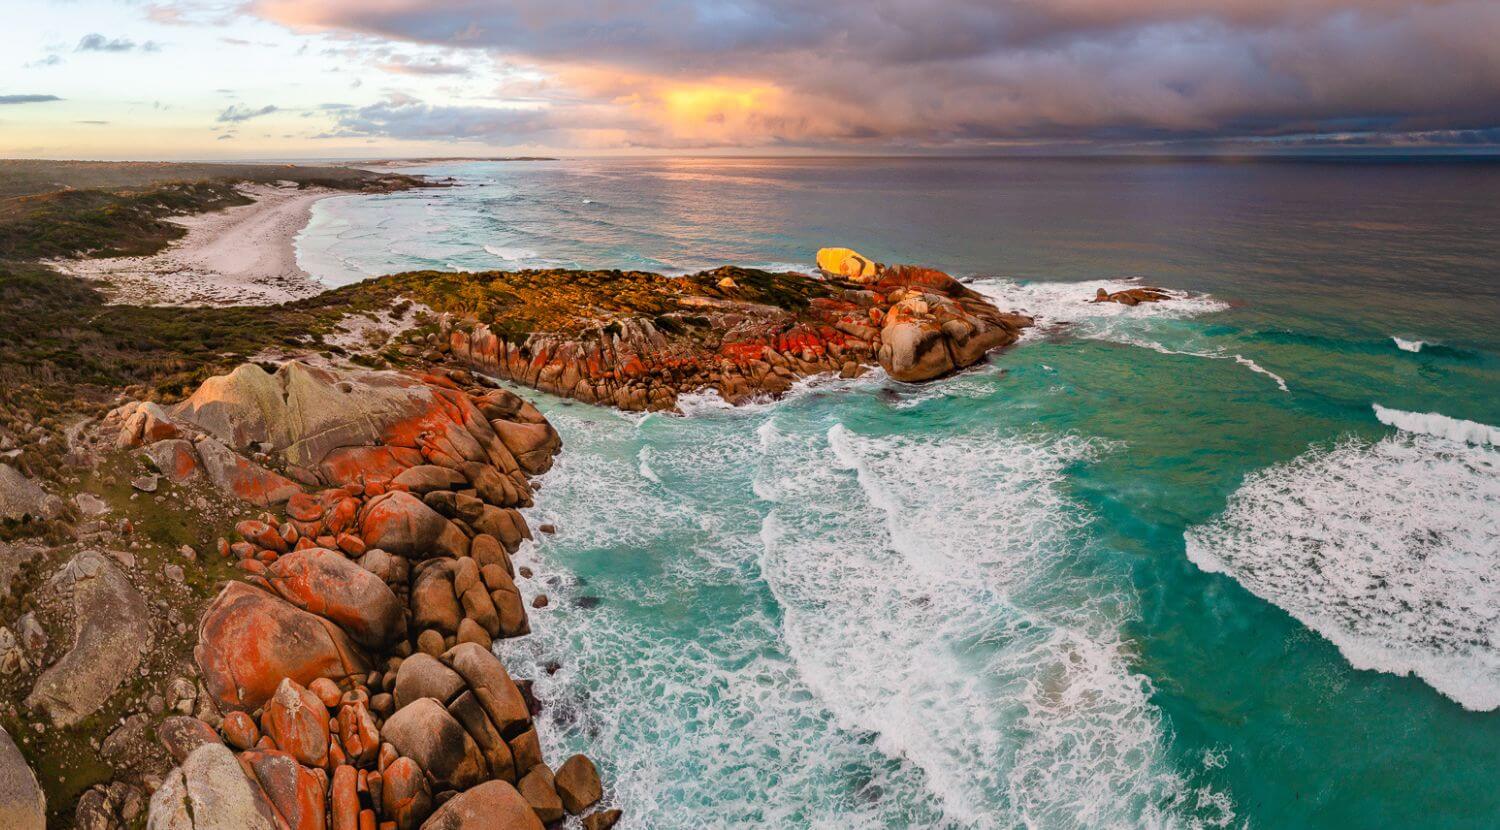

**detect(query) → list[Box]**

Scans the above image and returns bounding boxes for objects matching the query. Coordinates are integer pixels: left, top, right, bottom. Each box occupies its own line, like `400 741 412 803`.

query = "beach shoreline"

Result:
50 182 336 307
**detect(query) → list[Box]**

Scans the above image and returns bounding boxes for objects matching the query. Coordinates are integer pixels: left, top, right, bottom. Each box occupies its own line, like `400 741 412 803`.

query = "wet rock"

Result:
554 754 603 814
1092 286 1172 305
516 764 563 824
0 723 45 830
582 809 623 830
26 551 151 727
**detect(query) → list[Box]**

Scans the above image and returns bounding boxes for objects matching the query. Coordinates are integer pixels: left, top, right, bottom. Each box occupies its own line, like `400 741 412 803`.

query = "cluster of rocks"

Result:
445 254 1032 410
1091 286 1173 306
58 360 617 830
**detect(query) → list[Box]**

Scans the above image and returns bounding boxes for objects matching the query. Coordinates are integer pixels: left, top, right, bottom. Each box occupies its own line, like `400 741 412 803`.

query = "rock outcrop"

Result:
441 258 1030 411
117 361 617 830
25 550 152 727
0 724 46 830
1092 286 1173 306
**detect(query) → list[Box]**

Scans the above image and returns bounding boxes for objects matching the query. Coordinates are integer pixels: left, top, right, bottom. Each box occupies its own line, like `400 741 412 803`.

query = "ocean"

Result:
296 157 1500 828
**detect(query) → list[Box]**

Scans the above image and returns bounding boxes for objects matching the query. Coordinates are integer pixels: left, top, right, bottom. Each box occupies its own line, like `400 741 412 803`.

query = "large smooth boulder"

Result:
263 548 406 648
26 551 151 726
0 463 63 521
381 698 488 792
418 780 542 830
146 743 278 830
815 246 878 280
140 439 202 484
360 491 469 559
0 724 45 830
442 643 530 737
392 653 466 710
196 582 368 713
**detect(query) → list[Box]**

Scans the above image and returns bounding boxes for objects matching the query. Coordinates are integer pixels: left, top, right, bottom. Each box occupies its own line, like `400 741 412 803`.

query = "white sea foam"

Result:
760 423 1230 827
636 447 662 483
1373 403 1500 447
1185 431 1500 710
483 241 543 261
969 277 1229 329
511 399 1233 828
1392 337 1426 353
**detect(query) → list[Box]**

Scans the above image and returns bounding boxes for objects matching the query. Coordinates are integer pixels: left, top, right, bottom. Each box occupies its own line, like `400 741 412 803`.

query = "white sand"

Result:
51 182 336 307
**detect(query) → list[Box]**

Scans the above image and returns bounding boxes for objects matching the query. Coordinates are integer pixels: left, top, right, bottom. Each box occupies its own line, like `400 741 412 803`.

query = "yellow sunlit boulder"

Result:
815 247 878 280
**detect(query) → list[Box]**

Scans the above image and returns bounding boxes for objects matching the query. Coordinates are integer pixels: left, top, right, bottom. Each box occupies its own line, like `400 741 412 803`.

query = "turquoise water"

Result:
298 158 1500 828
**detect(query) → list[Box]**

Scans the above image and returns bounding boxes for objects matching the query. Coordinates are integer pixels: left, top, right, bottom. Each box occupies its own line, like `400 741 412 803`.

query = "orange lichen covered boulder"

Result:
360 491 469 559
240 748 328 830
260 678 331 768
380 757 432 830
196 582 369 713
263 548 406 649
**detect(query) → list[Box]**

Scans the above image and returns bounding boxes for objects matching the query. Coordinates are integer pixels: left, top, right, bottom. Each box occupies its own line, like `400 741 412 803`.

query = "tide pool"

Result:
297 157 1500 828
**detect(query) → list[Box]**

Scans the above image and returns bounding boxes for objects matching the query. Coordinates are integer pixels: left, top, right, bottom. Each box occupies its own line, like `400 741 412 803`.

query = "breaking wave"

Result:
1186 425 1500 710
1373 404 1500 447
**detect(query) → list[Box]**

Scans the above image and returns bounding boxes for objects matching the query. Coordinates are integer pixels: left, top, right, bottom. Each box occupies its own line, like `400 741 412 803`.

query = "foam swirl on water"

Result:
1186 425 1500 710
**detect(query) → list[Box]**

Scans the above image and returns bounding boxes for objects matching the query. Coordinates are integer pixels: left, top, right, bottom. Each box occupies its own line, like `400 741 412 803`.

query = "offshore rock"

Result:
1092 285 1173 305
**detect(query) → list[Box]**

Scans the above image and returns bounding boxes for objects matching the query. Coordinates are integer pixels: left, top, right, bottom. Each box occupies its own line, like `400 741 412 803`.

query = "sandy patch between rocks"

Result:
50 182 336 307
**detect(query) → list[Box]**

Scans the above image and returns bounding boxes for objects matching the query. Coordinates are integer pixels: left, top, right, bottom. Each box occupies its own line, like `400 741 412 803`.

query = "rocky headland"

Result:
0 164 1145 829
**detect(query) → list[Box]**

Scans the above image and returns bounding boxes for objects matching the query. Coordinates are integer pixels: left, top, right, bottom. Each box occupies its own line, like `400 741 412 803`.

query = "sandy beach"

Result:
52 182 336 306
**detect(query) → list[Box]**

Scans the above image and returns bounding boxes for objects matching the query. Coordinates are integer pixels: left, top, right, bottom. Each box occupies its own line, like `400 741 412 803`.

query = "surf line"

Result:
1116 337 1290 392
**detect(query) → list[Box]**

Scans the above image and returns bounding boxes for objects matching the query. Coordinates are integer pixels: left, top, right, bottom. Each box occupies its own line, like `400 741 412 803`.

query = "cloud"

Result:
217 103 279 122
377 56 470 76
0 94 62 105
76 33 161 53
249 0 1500 149
24 54 65 68
328 97 554 142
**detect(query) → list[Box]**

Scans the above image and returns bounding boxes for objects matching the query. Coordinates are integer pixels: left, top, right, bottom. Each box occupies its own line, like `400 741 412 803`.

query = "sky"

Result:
3 0 1499 160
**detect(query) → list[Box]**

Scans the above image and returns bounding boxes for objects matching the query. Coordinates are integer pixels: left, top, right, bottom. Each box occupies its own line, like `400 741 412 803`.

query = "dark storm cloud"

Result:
250 0 1500 148
0 94 63 104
